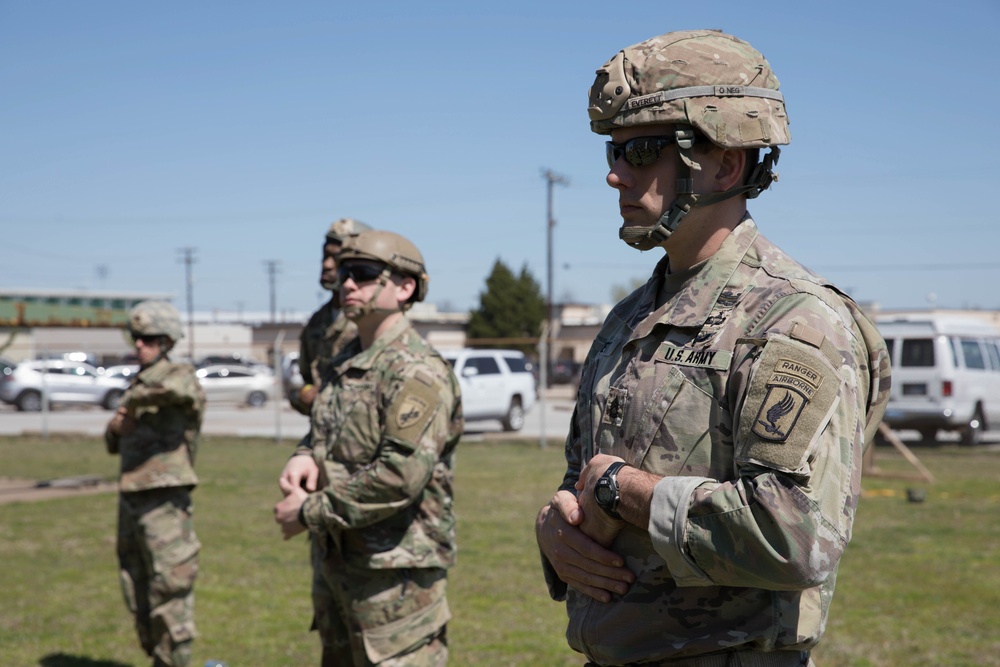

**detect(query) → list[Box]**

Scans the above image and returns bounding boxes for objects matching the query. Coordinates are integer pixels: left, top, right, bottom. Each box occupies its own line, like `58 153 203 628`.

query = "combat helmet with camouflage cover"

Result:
127 300 184 346
336 230 429 318
326 217 372 245
321 217 373 291
588 29 790 250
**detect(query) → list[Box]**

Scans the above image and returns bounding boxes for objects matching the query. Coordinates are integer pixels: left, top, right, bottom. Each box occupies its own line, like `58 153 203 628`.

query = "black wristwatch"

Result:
594 461 627 520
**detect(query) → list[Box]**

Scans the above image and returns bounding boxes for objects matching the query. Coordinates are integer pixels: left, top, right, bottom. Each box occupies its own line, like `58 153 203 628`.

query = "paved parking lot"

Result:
0 389 577 443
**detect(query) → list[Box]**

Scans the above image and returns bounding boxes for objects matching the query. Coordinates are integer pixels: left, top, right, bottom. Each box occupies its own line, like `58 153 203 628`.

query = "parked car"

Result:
0 359 128 412
440 349 537 431
196 353 265 370
550 359 582 385
281 351 304 399
195 364 275 407
878 313 1000 444
103 364 140 381
1 357 14 379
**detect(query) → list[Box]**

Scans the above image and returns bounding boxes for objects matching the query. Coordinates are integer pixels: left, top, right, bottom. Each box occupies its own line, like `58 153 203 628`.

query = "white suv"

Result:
440 349 537 431
0 359 128 412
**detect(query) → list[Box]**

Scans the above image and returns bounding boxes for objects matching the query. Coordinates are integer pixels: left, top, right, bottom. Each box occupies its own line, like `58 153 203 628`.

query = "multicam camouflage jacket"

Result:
289 298 358 415
106 357 206 492
297 317 463 570
545 216 890 664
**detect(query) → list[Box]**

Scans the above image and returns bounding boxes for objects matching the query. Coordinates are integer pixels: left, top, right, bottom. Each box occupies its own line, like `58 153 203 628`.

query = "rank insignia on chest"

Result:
396 395 430 430
602 386 629 427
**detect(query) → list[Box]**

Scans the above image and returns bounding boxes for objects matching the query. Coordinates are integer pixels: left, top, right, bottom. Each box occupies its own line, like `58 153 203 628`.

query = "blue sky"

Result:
3 1 999 317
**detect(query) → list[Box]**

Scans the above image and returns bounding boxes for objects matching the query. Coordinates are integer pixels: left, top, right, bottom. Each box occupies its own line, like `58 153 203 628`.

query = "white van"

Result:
877 314 1000 444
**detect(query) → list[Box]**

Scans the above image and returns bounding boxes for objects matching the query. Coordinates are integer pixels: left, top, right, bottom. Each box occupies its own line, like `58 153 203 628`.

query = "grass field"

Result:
1 435 997 667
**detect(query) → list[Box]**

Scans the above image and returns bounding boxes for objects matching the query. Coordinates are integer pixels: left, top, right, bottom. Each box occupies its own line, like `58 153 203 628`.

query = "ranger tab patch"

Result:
751 357 824 442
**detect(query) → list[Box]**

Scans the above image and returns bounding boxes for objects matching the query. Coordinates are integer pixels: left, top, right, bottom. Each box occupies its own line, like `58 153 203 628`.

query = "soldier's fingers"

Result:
549 490 582 525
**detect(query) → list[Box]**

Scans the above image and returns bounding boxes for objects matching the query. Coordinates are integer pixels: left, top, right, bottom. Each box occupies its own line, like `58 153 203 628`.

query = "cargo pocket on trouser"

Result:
141 489 200 654
353 567 451 665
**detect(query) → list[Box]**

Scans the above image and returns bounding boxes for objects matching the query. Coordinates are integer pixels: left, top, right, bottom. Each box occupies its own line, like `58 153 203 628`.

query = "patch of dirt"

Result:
0 475 117 504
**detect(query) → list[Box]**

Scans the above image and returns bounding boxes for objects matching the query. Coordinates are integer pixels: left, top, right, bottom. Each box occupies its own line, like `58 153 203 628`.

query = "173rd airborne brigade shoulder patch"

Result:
737 336 840 474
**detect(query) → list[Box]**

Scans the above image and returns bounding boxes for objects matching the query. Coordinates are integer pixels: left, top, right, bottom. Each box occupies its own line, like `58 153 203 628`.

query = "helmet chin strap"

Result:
342 269 405 322
618 128 780 251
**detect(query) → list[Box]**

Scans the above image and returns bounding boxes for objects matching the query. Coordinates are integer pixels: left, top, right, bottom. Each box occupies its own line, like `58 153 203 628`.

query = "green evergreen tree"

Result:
467 259 545 353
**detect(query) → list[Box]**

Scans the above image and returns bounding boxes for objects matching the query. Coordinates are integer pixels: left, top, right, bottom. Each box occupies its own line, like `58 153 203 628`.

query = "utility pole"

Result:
177 247 197 361
541 168 569 389
264 260 281 322
538 169 568 450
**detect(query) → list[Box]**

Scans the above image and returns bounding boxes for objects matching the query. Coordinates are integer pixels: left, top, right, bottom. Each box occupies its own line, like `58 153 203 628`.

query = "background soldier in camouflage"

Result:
274 230 463 666
535 30 891 667
106 300 206 667
289 217 372 415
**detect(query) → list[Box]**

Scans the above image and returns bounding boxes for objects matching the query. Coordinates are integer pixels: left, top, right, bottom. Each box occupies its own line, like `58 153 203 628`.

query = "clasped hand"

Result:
535 454 634 602
273 454 318 540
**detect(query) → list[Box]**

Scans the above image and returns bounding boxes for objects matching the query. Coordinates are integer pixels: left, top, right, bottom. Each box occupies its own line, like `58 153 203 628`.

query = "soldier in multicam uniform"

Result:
106 301 206 667
289 217 372 415
274 230 463 666
535 29 891 667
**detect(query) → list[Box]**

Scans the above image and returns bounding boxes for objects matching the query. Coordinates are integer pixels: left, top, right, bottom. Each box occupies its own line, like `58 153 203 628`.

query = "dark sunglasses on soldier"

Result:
605 135 687 169
337 263 387 285
131 333 161 345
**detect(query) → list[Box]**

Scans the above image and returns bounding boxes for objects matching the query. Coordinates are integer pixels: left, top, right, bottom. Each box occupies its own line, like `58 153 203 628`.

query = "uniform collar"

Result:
339 316 412 371
630 214 759 341
136 356 173 384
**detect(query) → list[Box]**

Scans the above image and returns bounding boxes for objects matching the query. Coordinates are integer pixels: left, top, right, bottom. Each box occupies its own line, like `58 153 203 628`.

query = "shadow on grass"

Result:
40 654 133 667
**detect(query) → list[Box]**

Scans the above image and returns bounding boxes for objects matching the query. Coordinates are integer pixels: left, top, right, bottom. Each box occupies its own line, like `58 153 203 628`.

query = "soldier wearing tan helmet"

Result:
289 217 372 415
535 30 890 667
106 301 206 667
275 230 462 666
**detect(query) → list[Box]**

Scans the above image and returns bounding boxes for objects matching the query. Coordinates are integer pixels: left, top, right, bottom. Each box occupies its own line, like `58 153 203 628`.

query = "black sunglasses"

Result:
337 263 387 285
605 135 686 169
131 333 161 345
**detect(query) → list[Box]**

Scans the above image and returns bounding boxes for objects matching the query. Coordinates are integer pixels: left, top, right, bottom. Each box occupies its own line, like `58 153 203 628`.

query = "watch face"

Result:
595 481 613 505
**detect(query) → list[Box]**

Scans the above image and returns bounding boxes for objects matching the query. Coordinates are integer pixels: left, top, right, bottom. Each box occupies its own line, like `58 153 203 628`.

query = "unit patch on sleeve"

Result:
396 395 430 430
385 371 445 448
752 357 823 441
737 337 841 473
